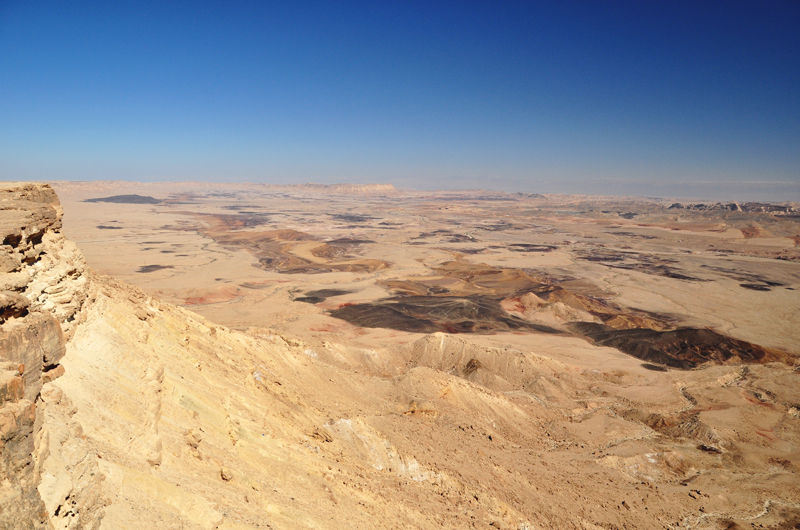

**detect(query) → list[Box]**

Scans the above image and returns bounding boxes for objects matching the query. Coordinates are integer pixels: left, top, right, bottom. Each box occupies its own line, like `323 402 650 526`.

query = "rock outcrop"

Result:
0 185 64 528
0 183 100 530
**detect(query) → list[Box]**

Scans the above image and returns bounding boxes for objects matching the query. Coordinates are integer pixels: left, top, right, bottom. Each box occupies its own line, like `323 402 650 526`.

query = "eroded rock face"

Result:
0 313 64 402
0 322 52 530
0 183 97 529
37 385 104 530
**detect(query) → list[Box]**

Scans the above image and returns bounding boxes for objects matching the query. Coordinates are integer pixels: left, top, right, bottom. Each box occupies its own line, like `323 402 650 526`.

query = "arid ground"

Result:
10 181 798 529
53 181 800 357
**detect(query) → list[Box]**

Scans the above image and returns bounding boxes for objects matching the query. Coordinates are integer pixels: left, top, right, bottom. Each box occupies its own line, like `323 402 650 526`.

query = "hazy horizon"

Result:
2 2 798 200
43 177 800 204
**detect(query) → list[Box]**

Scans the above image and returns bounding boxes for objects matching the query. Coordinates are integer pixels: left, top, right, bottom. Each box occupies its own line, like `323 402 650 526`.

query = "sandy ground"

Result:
51 181 800 354
45 181 800 528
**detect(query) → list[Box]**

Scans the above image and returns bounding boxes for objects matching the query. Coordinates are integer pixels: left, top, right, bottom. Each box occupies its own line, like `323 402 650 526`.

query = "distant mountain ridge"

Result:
668 201 799 215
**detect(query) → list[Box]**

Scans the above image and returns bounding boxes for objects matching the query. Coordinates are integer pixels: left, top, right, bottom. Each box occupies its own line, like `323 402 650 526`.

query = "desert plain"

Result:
2 181 800 529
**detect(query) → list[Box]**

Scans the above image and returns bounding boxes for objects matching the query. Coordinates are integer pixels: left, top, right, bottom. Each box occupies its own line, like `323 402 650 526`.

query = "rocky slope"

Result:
1 183 799 529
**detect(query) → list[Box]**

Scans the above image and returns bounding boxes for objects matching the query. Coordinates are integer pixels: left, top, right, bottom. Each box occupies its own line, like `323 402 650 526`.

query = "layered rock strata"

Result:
0 184 100 529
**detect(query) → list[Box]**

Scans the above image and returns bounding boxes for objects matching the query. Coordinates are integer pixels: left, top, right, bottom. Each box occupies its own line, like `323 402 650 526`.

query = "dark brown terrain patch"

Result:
137 265 175 273
412 230 453 240
329 303 444 333
463 358 483 376
373 260 675 333
608 231 658 240
447 234 477 243
328 295 562 335
221 205 265 210
580 255 626 262
481 222 518 232
326 238 375 246
507 244 556 252
569 322 787 369
204 213 271 230
304 288 352 299
740 283 771 291
437 247 486 255
641 363 668 372
576 250 702 281
329 213 378 223
605 262 702 281
701 265 786 288
294 297 324 304
295 288 352 304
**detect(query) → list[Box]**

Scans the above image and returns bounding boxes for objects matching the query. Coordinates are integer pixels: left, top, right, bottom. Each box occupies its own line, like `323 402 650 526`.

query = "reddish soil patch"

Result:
740 226 761 239
500 297 525 313
184 287 241 305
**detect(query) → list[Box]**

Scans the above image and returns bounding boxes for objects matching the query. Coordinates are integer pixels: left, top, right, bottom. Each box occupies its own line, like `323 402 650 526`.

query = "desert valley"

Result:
2 181 799 529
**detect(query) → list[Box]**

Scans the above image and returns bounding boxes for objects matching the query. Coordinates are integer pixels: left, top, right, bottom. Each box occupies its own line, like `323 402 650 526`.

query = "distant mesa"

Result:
85 194 161 204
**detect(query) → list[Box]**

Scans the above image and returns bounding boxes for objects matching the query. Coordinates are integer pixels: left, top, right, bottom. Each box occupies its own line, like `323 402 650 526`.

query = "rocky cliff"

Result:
0 183 98 529
1 183 798 529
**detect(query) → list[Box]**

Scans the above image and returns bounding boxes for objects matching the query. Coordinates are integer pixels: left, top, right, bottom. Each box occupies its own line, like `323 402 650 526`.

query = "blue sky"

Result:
1 1 798 199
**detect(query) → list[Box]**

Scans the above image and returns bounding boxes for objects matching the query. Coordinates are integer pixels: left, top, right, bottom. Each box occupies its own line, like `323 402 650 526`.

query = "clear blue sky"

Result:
1 1 798 199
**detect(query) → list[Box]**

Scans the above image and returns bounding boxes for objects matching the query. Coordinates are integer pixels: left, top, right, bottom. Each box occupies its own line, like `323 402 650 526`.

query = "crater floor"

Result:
38 180 800 529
